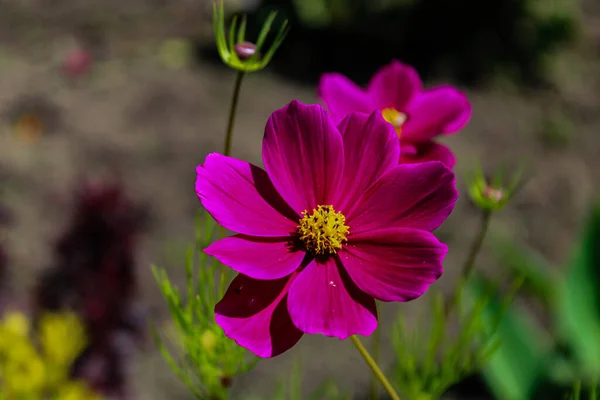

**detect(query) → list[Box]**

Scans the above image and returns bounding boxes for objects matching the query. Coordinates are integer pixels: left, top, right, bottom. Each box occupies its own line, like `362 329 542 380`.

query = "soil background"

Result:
0 0 599 398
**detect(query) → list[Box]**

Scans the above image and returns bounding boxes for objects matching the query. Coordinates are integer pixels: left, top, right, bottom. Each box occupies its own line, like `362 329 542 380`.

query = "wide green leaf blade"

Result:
465 275 551 400
556 202 600 377
490 232 556 307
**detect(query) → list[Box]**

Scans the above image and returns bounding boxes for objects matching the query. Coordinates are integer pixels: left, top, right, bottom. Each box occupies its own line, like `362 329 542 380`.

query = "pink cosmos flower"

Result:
196 100 458 358
63 48 93 78
317 60 472 168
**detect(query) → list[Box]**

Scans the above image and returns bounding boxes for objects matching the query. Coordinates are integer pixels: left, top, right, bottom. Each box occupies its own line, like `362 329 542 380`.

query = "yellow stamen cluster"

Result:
381 107 407 138
297 205 349 256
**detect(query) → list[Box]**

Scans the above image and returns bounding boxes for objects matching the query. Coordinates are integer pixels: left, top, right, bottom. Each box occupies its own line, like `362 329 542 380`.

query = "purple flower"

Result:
196 100 458 358
318 60 472 168
33 178 146 398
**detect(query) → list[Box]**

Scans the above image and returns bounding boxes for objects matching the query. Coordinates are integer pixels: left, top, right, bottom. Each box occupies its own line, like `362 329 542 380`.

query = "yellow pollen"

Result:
297 205 349 256
381 107 407 138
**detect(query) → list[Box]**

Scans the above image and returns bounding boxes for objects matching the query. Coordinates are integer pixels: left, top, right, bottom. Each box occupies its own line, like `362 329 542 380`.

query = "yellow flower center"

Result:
297 205 349 256
381 107 407 137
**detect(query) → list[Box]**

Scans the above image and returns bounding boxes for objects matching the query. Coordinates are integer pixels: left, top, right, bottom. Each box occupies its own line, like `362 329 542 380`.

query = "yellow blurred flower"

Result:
39 311 88 387
1 310 30 336
55 380 102 400
39 311 87 366
0 310 101 399
0 311 30 355
1 338 46 396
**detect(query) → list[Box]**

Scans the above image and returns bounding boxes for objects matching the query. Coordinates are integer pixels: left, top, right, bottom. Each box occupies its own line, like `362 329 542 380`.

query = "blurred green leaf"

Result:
538 111 574 150
490 232 556 307
292 0 332 28
157 38 193 69
556 202 600 378
247 357 349 400
392 288 502 399
466 275 551 400
153 210 257 399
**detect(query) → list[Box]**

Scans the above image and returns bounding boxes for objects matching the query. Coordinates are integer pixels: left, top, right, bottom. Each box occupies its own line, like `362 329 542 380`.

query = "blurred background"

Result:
0 0 598 398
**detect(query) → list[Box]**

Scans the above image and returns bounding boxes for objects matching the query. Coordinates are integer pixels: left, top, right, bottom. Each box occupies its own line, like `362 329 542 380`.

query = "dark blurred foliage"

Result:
32 177 148 398
196 0 577 88
445 372 582 400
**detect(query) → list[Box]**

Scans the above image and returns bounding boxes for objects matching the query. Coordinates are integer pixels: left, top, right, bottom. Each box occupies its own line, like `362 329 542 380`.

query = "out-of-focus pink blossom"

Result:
63 48 94 78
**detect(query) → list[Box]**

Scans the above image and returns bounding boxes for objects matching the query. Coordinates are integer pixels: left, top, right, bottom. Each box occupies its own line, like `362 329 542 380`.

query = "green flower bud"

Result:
200 329 218 354
213 0 289 72
467 162 524 212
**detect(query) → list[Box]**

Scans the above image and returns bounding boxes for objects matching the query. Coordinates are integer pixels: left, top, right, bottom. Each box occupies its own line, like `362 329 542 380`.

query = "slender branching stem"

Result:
350 335 401 400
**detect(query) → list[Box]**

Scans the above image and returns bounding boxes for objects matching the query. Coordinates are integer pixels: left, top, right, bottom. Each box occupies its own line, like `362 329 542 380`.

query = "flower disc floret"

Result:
297 205 349 256
381 107 407 136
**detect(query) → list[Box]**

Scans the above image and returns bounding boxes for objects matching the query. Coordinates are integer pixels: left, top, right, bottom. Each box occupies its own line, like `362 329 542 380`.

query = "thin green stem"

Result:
572 381 581 400
350 335 401 400
445 210 492 318
461 210 492 284
217 70 246 295
223 70 245 157
370 307 381 400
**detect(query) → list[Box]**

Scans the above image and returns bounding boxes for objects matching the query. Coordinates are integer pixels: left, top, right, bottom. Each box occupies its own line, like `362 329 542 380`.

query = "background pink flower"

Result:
196 100 457 358
317 60 472 168
63 48 94 78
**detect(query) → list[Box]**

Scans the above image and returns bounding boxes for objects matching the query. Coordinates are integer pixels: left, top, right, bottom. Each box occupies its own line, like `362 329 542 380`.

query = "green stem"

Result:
445 210 492 318
223 70 245 157
572 381 581 400
217 71 246 296
370 307 381 400
462 210 492 283
350 335 401 400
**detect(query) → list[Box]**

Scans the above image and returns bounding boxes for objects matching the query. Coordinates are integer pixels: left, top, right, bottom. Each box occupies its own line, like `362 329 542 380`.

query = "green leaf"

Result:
490 232 556 307
465 275 551 400
556 202 600 377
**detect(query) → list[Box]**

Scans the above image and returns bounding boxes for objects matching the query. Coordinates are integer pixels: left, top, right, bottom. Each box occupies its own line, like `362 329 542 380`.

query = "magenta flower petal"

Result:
348 162 457 233
340 227 446 302
196 153 298 237
263 100 344 214
334 111 400 214
215 273 303 358
367 60 422 110
287 258 377 339
400 141 456 169
317 73 374 124
205 234 304 280
402 85 472 141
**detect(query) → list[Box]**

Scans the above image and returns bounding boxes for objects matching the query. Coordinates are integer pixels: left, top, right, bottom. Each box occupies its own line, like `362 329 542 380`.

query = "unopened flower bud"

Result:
213 0 288 72
467 163 524 212
482 186 504 203
200 329 218 354
234 41 258 61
